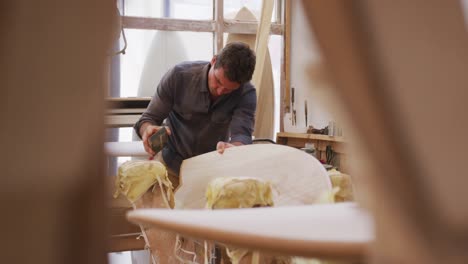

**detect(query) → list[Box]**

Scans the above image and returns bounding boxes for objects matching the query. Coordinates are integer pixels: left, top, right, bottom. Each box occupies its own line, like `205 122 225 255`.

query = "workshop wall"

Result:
288 1 333 133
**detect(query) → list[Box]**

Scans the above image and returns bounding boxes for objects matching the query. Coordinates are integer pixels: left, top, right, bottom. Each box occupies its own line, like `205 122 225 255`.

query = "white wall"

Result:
288 1 332 131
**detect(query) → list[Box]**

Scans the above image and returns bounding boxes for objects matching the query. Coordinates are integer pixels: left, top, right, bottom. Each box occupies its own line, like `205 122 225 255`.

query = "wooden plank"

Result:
123 16 215 32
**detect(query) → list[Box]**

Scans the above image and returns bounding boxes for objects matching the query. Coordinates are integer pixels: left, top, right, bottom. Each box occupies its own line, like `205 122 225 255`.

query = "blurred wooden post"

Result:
300 0 468 263
1 1 114 263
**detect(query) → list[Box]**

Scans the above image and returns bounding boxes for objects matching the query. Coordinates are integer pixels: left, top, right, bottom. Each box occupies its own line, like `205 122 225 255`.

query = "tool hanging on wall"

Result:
326 145 336 165
291 87 296 125
305 99 308 127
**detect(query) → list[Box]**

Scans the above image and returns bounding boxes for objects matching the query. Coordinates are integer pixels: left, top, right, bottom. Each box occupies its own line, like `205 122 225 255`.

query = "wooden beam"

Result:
122 16 283 35
214 0 224 53
122 16 215 32
224 21 283 35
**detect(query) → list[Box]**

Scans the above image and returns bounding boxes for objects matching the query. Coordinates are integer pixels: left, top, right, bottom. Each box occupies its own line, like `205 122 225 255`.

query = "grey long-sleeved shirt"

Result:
134 61 256 175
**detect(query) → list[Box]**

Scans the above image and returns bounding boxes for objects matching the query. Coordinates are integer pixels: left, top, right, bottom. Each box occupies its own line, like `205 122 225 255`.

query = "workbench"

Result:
276 132 349 173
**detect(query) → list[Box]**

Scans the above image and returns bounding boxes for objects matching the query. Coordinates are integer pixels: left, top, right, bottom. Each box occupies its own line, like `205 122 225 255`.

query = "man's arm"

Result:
217 85 257 154
134 67 177 156
139 123 172 156
216 141 243 154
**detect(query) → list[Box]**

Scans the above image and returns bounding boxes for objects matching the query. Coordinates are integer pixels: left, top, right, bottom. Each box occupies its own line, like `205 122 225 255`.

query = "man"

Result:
135 42 257 178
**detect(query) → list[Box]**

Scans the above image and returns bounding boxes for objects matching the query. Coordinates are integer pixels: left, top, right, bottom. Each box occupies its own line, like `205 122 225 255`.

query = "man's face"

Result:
208 58 241 97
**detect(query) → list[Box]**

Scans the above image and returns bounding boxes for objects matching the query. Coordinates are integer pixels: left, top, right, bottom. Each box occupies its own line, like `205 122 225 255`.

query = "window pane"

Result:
172 0 213 20
123 0 163 17
124 0 213 20
224 0 278 22
119 29 213 97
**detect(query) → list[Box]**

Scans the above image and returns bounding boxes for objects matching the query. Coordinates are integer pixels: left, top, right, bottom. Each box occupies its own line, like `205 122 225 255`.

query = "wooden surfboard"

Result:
127 202 373 259
174 144 331 209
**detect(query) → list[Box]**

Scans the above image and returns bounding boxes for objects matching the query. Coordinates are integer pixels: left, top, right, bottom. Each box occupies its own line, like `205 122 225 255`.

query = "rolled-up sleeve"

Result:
229 88 257 144
134 68 176 138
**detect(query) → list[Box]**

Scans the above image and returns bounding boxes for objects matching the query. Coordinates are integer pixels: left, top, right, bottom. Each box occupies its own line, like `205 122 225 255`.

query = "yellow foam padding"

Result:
328 169 354 202
114 160 172 203
205 177 274 263
205 177 274 209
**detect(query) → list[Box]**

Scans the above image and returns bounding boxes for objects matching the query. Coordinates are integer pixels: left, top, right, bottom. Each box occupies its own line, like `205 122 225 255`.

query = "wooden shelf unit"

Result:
276 132 349 173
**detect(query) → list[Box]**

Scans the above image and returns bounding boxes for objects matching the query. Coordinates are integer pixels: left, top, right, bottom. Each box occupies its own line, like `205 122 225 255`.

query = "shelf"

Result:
277 132 346 143
276 132 349 172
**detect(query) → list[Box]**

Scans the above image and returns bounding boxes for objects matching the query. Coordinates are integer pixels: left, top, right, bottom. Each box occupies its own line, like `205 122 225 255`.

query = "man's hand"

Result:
140 123 171 157
216 141 243 154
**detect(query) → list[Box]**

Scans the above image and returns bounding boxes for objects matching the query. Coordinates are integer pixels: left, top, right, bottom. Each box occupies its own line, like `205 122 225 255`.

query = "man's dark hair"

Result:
214 42 256 84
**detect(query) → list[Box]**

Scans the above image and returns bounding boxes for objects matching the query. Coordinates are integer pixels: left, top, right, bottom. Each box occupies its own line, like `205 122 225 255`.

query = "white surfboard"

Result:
127 202 374 259
131 31 189 143
137 31 188 97
174 144 332 209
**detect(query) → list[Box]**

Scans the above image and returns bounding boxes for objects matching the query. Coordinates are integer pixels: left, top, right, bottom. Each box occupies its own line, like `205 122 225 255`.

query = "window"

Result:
120 29 213 97
108 0 287 147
